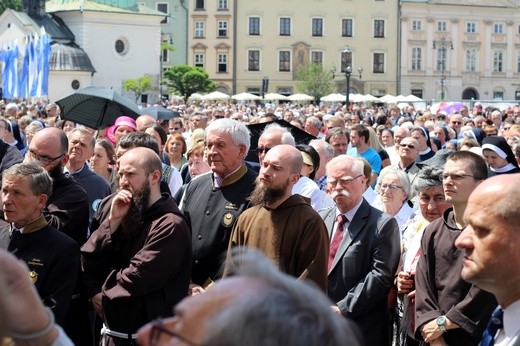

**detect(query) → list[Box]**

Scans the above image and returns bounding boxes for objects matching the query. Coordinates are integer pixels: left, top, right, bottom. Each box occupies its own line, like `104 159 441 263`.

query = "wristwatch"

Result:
436 315 447 333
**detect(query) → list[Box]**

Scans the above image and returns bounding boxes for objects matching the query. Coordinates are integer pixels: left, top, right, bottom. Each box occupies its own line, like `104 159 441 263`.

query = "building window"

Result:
436 47 447 72
157 3 168 24
195 0 204 10
311 51 323 67
493 50 504 72
249 17 260 35
194 21 205 38
493 91 504 100
115 38 128 55
279 51 290 71
217 0 228 10
374 20 385 38
248 50 260 71
194 54 204 68
411 47 422 70
373 53 384 73
412 20 422 31
342 19 353 37
280 17 291 36
465 48 477 72
466 21 477 33
494 23 504 34
218 53 228 72
312 18 323 36
218 21 228 37
437 21 447 32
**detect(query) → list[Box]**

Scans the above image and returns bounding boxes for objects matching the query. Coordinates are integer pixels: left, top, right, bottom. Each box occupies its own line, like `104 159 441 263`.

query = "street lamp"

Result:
344 65 363 109
433 37 453 100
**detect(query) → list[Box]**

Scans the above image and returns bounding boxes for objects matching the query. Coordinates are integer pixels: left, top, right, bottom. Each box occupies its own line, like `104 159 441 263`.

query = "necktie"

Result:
328 214 347 271
481 307 503 346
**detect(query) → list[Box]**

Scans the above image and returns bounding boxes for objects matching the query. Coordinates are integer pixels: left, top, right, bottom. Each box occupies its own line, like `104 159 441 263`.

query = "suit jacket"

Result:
321 198 401 346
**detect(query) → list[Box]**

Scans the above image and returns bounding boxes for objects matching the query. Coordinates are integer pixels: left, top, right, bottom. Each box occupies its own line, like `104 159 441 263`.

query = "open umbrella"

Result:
56 86 140 129
246 120 316 163
439 101 467 115
231 92 262 101
141 105 179 121
288 93 314 102
320 93 345 102
201 91 230 101
264 93 289 101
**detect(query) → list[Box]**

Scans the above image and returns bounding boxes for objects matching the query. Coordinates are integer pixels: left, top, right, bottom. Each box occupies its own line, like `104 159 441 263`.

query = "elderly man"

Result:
256 123 295 164
23 127 89 245
137 250 362 346
390 137 421 188
321 155 400 346
227 145 329 291
455 174 520 346
449 114 464 137
310 139 334 191
414 151 497 345
81 147 192 345
304 116 323 138
135 114 157 132
181 119 257 287
325 128 349 156
0 162 80 325
65 128 111 221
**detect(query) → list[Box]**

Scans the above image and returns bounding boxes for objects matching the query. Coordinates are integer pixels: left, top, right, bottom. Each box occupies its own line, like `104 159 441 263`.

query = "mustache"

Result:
331 189 351 199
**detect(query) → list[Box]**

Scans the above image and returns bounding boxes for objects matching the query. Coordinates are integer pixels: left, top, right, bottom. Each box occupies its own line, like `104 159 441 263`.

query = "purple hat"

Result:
106 116 137 144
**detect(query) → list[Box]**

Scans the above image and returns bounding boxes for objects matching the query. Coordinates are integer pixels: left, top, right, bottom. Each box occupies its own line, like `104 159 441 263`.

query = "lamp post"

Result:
341 46 362 109
433 37 453 100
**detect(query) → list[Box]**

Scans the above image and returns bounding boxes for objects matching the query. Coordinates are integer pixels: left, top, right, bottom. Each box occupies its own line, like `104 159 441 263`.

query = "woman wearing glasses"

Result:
374 167 414 232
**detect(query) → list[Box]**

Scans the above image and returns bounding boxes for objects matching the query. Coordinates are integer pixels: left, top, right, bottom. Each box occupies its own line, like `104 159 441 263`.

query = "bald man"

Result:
455 174 520 346
81 147 192 345
226 145 329 291
136 115 157 132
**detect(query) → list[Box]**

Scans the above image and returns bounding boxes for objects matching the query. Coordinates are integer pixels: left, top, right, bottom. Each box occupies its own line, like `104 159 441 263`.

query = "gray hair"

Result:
305 116 322 129
412 166 444 197
68 128 95 149
326 155 364 177
209 249 362 346
309 139 334 160
206 118 251 152
261 123 295 146
378 167 411 198
2 162 52 197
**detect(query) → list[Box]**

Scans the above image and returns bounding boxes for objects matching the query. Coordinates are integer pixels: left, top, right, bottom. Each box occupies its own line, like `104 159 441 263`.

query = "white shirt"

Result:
330 198 363 240
495 300 520 346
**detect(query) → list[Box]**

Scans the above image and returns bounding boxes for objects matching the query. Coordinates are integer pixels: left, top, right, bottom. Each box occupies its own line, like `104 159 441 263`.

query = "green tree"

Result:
163 65 215 101
0 0 21 15
123 75 153 102
295 63 335 103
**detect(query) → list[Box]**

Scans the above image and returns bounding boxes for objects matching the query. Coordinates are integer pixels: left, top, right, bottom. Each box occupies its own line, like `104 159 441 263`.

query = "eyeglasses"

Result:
440 173 475 182
400 143 416 149
256 147 272 155
327 174 363 187
451 121 462 125
27 150 65 165
169 127 180 131
380 183 403 191
148 319 199 346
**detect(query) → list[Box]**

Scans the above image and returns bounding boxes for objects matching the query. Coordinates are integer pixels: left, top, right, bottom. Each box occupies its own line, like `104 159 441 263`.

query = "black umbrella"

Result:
141 106 179 121
246 120 316 163
55 86 141 129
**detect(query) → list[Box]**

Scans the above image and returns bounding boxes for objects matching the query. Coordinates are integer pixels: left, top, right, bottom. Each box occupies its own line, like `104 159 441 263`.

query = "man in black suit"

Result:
320 154 401 346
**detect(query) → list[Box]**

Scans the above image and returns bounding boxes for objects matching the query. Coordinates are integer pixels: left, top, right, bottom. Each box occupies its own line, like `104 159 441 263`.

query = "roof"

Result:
46 0 167 16
6 10 75 42
49 43 96 72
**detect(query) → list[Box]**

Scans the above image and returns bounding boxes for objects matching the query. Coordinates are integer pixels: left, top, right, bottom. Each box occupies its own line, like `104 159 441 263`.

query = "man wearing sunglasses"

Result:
389 138 421 189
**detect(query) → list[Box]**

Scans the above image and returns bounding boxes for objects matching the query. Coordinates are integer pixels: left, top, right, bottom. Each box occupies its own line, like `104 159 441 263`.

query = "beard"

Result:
120 180 151 239
249 177 290 206
48 163 64 181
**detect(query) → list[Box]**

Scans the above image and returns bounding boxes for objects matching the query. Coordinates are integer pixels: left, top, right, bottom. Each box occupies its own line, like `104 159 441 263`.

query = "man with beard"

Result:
225 145 329 291
320 154 400 346
21 127 89 245
81 147 192 345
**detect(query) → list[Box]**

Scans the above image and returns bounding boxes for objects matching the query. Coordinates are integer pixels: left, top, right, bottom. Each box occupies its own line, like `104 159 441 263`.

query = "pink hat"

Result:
106 116 137 144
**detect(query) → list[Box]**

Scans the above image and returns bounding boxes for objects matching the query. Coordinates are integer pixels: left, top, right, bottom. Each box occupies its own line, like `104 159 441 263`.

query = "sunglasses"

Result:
451 121 462 125
400 144 416 149
256 147 272 155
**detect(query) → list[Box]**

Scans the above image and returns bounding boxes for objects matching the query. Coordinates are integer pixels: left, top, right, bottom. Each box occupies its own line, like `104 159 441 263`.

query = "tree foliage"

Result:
123 75 153 102
163 65 215 101
0 0 21 15
295 63 335 102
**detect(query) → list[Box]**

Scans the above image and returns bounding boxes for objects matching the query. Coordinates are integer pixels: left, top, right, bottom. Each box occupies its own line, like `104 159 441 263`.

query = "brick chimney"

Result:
22 0 46 18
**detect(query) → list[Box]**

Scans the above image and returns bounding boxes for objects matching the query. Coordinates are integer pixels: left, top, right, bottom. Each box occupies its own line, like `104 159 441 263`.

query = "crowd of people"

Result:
0 96 519 346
